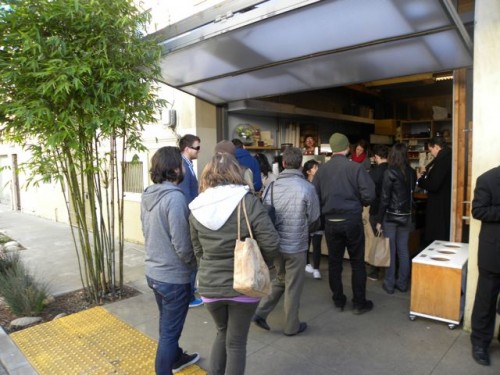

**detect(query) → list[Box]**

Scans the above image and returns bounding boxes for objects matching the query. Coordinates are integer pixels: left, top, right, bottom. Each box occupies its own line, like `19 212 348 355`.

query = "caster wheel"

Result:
409 314 416 321
448 324 456 330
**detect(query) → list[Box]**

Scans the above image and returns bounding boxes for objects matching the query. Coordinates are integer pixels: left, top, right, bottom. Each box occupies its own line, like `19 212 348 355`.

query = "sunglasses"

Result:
188 145 201 151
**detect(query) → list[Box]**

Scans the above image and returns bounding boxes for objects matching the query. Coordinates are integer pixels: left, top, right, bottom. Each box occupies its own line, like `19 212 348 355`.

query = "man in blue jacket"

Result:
178 134 203 308
232 138 262 192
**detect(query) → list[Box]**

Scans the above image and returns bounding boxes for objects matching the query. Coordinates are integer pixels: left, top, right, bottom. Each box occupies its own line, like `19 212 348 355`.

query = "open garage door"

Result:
151 0 473 105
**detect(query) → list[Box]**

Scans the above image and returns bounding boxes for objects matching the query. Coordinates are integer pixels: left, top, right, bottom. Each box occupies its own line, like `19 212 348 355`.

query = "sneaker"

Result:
305 264 314 273
367 271 378 281
313 269 321 279
189 298 204 308
353 300 374 315
172 352 200 373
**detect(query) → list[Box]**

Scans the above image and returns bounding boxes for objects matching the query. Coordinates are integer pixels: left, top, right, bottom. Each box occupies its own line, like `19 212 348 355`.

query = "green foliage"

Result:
0 252 49 316
0 248 19 274
0 0 167 302
0 232 13 245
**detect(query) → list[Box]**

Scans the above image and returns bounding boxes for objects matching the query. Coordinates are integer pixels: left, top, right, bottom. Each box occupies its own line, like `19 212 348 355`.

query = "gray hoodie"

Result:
141 181 196 284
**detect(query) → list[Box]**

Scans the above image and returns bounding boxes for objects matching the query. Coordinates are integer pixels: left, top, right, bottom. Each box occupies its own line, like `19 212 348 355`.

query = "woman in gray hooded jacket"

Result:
189 152 279 375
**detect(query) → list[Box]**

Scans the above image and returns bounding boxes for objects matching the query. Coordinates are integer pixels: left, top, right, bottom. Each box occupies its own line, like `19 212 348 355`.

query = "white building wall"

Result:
464 0 500 331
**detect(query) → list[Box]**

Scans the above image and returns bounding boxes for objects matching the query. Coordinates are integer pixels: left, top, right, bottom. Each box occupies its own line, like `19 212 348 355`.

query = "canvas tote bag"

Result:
233 198 272 297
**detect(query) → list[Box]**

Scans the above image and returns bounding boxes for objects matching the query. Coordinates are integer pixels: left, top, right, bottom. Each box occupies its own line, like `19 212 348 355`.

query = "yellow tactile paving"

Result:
10 306 206 375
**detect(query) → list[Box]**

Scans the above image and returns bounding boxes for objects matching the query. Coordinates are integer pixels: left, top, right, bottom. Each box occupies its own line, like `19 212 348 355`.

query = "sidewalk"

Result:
0 205 498 374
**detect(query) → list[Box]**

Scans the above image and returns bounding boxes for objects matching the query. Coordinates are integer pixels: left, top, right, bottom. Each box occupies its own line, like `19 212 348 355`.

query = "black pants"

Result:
307 233 322 269
324 218 367 307
470 267 500 348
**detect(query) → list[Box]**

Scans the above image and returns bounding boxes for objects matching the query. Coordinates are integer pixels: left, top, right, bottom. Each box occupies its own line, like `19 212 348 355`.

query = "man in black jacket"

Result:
470 165 500 366
313 133 375 314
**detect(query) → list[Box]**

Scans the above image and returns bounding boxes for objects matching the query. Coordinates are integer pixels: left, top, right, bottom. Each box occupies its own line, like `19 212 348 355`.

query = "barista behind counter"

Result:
416 136 452 247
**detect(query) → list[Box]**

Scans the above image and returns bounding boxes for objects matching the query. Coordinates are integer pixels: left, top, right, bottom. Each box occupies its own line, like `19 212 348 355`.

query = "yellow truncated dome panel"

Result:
10 306 206 375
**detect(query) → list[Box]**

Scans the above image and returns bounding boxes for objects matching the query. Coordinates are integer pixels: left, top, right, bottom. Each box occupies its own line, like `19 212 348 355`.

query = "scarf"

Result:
351 152 367 164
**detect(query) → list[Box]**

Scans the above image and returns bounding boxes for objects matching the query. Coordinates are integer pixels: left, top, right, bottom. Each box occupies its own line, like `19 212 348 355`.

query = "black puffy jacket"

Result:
376 165 416 224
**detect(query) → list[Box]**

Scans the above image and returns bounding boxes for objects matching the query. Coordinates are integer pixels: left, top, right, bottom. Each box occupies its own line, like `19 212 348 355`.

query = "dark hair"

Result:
388 143 408 174
302 159 319 179
149 146 184 184
355 139 369 153
255 153 272 177
199 153 246 192
178 134 201 152
282 147 303 169
428 135 447 149
372 144 389 159
231 138 244 148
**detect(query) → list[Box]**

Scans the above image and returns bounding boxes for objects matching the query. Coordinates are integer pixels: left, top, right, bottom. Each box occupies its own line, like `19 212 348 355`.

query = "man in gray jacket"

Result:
141 146 199 374
253 147 320 336
313 133 375 315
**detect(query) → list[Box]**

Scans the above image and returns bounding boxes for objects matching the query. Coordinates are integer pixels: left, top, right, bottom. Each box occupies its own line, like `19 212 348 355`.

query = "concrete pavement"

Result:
0 205 499 374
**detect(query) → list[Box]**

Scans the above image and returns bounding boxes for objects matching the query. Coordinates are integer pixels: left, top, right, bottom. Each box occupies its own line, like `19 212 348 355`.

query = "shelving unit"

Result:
400 118 452 166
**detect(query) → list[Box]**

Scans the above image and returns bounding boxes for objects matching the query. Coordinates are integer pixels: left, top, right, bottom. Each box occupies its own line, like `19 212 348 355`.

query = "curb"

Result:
0 326 37 374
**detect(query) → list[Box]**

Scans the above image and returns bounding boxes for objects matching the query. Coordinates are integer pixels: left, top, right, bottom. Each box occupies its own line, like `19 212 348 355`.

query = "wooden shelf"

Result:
245 146 280 151
227 99 375 125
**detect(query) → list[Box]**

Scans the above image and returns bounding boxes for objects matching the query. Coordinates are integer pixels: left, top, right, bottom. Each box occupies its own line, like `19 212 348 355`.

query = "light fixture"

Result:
434 72 453 81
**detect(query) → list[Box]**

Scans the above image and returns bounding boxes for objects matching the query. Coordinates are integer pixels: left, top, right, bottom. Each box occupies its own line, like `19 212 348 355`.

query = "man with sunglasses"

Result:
178 134 203 308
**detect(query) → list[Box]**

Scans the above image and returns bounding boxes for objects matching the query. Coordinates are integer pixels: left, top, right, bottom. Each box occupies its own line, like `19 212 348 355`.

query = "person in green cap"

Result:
313 133 376 315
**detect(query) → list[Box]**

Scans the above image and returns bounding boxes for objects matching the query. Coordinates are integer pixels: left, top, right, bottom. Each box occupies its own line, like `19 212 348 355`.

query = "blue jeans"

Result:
190 269 197 302
146 276 190 375
382 221 411 291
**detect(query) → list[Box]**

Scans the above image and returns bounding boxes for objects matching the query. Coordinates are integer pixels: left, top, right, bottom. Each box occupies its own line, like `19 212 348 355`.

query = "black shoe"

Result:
472 345 490 366
382 284 394 295
284 322 307 336
367 271 379 281
172 352 200 373
353 300 374 315
333 295 347 311
252 315 270 331
395 285 408 293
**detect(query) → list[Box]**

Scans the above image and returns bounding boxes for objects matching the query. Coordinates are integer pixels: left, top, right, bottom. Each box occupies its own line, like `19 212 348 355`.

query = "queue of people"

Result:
140 130 474 374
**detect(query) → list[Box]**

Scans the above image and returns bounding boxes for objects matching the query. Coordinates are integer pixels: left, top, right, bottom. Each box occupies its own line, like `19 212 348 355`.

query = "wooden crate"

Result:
410 241 468 327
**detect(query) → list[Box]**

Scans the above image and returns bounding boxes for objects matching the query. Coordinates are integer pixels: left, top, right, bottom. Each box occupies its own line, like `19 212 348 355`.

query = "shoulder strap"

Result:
242 196 254 239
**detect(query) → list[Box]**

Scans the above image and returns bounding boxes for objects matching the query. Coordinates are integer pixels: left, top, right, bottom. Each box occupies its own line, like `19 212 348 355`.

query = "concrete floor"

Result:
0 205 498 374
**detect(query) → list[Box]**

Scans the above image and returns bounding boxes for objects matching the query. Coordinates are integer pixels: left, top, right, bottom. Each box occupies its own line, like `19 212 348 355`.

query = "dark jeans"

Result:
205 300 259 375
382 220 411 291
190 269 197 302
324 218 367 307
470 267 500 349
147 276 190 375
307 233 323 269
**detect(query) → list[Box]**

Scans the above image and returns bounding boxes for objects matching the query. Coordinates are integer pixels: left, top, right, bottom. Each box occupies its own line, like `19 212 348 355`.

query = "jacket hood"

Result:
142 182 180 212
189 185 249 230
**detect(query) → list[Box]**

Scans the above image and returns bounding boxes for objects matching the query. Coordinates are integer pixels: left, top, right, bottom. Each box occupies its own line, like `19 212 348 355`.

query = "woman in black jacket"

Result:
376 143 416 294
417 136 452 246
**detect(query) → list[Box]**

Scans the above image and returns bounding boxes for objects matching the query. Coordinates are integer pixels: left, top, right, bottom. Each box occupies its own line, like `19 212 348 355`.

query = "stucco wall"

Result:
464 0 500 332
